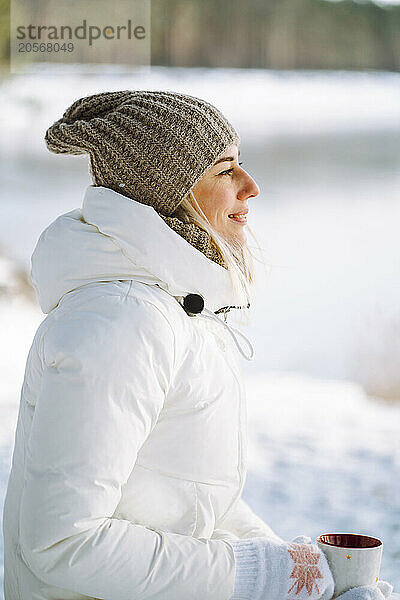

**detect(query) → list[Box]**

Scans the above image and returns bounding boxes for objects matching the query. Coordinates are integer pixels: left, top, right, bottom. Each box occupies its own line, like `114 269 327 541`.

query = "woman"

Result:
3 91 392 600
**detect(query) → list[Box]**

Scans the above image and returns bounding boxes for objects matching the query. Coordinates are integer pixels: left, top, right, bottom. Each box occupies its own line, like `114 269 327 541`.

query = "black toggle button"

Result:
182 293 204 316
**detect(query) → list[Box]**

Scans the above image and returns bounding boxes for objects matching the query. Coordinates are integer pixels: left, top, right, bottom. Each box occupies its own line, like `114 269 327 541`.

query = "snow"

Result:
1 65 399 590
244 371 400 582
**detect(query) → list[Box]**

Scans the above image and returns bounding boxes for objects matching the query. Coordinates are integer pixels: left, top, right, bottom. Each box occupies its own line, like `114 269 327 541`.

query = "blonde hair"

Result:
178 190 266 325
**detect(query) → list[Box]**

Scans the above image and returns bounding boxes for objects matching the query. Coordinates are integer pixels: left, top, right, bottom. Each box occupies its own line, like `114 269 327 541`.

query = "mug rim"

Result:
317 533 382 549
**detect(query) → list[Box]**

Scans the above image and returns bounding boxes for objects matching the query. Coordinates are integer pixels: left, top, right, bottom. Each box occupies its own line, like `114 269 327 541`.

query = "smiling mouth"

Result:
228 212 248 223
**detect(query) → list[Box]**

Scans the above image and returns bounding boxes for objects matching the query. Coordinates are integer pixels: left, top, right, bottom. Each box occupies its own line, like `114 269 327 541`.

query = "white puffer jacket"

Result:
3 186 281 600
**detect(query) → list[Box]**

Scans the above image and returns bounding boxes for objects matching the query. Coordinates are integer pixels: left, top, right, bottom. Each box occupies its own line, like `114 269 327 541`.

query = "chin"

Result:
223 228 247 247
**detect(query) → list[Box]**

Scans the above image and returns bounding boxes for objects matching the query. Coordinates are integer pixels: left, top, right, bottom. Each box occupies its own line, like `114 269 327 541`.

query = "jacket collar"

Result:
81 186 245 313
31 185 247 314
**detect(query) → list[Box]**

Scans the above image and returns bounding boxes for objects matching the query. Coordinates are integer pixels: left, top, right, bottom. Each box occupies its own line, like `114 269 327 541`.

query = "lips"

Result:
228 209 248 223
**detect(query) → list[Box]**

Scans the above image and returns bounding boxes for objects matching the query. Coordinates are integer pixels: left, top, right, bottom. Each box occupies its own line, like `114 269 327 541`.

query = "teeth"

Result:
229 213 247 220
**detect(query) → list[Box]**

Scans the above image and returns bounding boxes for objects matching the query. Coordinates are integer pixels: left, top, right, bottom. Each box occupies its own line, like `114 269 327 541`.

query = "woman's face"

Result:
190 144 259 244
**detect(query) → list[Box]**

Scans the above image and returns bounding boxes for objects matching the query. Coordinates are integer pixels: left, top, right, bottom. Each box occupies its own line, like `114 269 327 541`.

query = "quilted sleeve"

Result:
213 497 283 542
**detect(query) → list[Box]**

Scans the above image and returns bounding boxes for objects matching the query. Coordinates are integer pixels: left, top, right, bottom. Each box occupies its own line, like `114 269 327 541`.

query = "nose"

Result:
238 170 260 201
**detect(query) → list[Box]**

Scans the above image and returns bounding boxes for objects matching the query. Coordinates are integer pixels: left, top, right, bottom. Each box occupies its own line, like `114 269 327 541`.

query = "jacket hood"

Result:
31 185 246 314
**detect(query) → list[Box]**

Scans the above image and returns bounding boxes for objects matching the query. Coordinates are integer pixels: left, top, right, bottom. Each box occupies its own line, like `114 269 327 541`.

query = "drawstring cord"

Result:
153 284 255 361
199 307 255 362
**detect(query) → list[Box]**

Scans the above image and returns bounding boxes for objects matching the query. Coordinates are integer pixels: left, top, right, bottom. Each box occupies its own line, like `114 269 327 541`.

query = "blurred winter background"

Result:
1 0 400 589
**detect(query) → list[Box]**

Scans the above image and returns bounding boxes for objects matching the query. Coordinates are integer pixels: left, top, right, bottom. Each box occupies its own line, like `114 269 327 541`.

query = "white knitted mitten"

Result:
229 535 335 600
336 581 394 600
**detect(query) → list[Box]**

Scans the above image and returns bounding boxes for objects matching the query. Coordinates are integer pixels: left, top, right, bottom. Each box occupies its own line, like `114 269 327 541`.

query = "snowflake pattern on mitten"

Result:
287 543 324 596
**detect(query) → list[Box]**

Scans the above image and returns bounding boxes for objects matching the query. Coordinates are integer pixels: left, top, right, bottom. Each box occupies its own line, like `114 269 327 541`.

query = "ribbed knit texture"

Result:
45 90 240 268
229 539 261 600
228 536 336 600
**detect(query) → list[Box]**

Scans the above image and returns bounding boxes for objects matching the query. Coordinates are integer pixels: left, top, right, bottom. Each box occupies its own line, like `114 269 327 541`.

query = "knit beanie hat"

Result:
45 90 241 267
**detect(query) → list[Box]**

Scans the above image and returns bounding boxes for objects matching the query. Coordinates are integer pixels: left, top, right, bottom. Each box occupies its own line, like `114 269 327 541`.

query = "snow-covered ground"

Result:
244 372 400 586
1 66 399 589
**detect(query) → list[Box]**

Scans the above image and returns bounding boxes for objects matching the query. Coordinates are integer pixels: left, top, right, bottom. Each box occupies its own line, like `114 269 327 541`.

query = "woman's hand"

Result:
291 536 394 600
336 581 394 600
229 535 334 600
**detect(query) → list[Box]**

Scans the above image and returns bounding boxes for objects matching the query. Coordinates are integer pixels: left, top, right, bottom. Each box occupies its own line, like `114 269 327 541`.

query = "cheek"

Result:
208 191 233 220
193 180 234 224
209 206 230 229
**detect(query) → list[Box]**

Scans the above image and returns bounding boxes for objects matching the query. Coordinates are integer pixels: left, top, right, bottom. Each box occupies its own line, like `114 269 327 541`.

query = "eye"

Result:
219 168 233 176
219 162 243 176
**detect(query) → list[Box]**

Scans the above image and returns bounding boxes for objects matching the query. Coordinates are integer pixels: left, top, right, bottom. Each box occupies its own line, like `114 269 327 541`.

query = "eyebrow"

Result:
213 149 241 166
